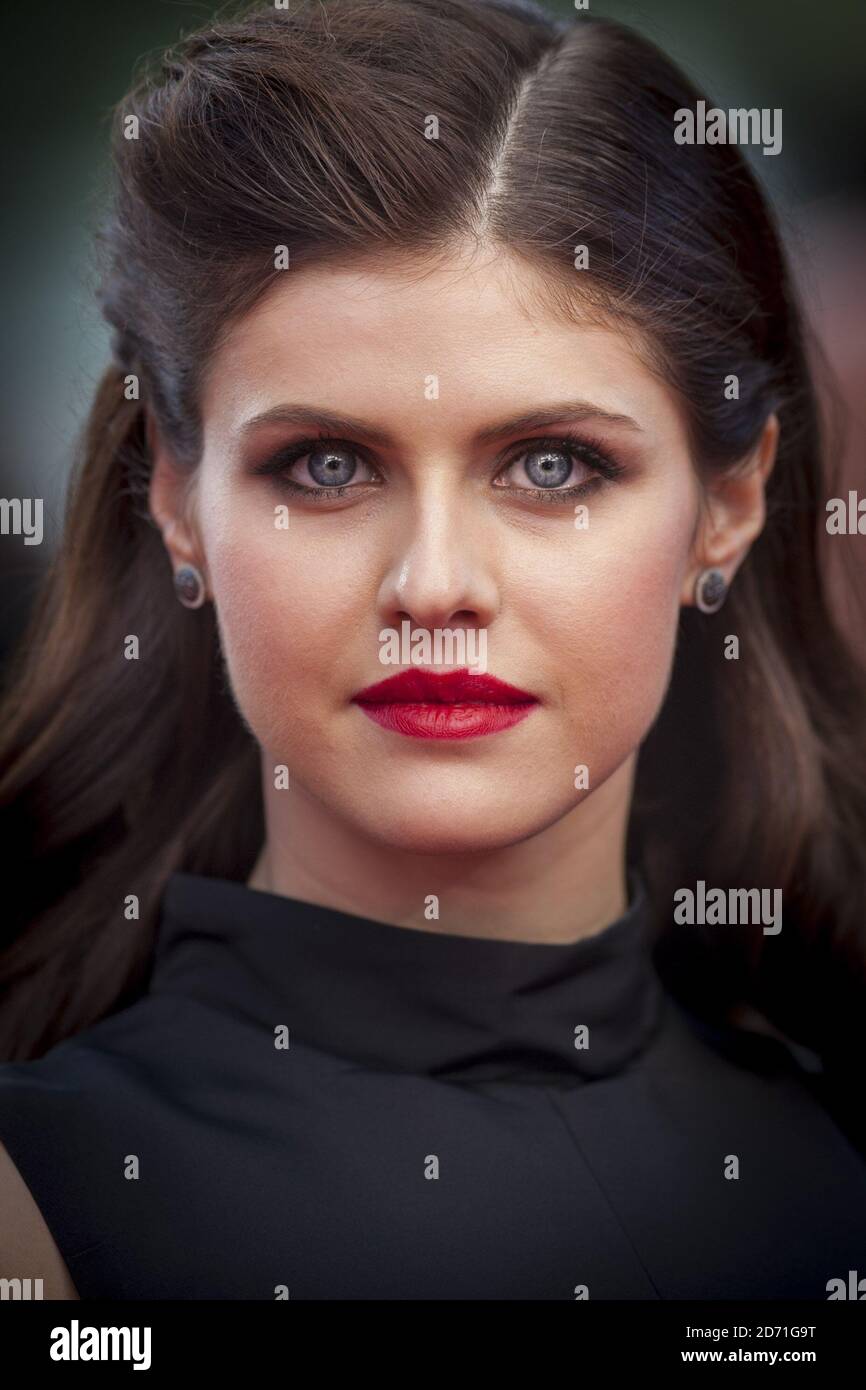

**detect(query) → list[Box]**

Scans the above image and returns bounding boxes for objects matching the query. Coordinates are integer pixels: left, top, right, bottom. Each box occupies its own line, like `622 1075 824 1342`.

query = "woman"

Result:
1 0 864 1300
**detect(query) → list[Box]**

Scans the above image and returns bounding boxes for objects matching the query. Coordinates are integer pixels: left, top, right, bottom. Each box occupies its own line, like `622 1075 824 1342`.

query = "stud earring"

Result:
694 567 727 614
173 564 206 609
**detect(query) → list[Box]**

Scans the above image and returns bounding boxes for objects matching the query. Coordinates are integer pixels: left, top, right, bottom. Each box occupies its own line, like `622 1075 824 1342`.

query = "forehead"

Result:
199 246 687 448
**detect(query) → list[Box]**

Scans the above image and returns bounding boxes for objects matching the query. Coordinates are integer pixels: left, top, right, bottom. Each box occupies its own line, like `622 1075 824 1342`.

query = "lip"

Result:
352 668 540 740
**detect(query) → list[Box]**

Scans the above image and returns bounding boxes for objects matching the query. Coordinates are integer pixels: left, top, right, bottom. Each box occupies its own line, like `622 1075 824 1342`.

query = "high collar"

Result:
150 870 665 1084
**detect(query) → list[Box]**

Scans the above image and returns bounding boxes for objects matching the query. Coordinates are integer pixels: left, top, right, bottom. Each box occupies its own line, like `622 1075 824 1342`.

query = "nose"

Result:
376 486 499 636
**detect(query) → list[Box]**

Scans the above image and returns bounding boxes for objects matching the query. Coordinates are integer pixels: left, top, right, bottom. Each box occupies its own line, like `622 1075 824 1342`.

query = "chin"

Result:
343 791 578 856
357 821 536 856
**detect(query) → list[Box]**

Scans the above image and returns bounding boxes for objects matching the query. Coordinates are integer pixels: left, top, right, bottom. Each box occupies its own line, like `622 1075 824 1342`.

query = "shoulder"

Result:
0 1140 79 1299
0 1006 184 1302
652 992 866 1156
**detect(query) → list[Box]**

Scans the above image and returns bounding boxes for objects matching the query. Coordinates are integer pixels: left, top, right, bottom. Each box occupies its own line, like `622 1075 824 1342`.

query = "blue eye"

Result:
494 433 625 502
305 444 359 488
253 436 378 496
252 430 624 503
524 446 573 488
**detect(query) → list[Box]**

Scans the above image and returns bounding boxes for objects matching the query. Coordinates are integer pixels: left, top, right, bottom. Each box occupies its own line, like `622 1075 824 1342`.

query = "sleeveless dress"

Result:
1 870 864 1299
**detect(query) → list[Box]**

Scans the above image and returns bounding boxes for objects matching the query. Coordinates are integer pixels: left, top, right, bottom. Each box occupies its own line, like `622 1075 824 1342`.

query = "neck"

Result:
248 754 635 945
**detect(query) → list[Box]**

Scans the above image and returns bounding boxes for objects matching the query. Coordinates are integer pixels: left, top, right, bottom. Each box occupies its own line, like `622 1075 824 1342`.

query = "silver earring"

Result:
174 564 206 609
695 567 727 614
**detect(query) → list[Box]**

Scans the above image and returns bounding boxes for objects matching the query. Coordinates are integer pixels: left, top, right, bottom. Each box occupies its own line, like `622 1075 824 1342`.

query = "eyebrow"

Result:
237 399 644 447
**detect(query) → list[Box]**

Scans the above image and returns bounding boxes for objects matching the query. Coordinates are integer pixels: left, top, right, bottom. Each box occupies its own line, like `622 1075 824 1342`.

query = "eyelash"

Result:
252 431 625 503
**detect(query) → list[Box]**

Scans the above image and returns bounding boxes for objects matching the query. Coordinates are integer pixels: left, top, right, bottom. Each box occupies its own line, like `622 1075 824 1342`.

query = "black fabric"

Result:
1 870 864 1300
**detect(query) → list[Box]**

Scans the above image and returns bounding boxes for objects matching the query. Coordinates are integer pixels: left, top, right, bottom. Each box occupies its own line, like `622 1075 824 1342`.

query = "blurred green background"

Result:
1 0 864 649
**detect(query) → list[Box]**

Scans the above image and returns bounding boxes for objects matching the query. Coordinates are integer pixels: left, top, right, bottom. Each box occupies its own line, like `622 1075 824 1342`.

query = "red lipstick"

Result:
352 668 539 740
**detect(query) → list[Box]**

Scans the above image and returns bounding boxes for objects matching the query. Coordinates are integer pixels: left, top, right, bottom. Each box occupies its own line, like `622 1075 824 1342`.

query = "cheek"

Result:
519 494 694 756
200 500 368 743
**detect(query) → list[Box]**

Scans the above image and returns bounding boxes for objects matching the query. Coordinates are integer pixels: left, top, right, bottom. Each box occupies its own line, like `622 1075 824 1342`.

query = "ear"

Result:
147 411 209 595
680 412 779 606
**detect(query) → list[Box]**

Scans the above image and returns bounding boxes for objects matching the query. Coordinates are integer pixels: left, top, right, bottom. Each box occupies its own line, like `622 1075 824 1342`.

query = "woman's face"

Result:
170 247 709 852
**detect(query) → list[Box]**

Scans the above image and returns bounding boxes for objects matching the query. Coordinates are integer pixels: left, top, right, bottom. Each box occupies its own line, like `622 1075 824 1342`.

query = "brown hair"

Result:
1 0 864 1139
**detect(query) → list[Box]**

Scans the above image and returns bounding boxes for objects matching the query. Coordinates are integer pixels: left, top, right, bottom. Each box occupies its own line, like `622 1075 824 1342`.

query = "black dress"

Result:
1 870 864 1300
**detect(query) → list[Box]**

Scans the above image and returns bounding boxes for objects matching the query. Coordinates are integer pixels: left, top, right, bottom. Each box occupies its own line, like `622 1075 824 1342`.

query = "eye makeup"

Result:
249 429 628 505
